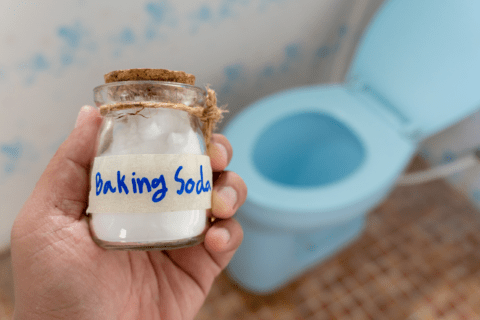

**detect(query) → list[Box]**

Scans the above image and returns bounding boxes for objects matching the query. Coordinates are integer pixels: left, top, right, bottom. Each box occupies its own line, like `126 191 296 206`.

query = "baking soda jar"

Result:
87 69 222 250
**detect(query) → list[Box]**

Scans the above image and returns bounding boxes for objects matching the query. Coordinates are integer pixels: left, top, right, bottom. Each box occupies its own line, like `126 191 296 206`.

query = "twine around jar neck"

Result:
98 88 226 156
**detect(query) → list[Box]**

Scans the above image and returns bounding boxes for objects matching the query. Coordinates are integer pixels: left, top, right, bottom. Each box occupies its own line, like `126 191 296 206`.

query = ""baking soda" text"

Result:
94 165 211 203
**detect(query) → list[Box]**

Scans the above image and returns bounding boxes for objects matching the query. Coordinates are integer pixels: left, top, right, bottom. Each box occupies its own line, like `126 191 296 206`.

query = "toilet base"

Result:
226 211 366 294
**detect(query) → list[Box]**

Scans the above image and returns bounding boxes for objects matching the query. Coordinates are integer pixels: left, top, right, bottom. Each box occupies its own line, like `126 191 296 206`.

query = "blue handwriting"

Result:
95 165 211 203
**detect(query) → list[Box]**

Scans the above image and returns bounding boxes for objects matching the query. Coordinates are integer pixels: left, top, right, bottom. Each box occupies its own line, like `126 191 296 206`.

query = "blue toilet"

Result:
223 0 480 293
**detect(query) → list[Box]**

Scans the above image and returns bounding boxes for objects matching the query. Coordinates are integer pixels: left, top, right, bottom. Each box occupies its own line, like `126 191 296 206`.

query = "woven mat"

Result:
196 157 480 320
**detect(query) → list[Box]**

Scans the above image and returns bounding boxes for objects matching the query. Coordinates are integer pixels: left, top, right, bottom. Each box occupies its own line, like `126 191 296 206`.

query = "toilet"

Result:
223 0 480 293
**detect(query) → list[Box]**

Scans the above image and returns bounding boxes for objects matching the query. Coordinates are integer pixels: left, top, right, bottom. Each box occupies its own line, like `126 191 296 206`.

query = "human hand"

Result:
11 106 246 320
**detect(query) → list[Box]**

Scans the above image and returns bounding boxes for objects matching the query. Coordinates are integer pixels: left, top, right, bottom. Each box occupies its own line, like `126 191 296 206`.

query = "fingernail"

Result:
75 105 93 128
218 186 237 210
218 228 231 244
218 228 230 243
214 142 228 163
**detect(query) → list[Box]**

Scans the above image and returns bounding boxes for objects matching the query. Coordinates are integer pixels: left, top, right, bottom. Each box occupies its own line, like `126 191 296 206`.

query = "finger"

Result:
210 171 247 219
203 218 244 268
209 134 233 172
23 106 102 221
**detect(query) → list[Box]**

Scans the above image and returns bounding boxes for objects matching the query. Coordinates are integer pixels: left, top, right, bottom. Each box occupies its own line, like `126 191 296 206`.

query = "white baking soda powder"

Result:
90 107 208 243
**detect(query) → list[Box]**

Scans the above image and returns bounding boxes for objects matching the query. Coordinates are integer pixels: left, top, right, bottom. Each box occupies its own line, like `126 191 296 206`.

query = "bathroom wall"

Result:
3 0 477 254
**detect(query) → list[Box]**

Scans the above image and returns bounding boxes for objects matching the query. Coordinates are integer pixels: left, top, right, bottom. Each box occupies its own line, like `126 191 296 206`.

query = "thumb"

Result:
20 106 102 224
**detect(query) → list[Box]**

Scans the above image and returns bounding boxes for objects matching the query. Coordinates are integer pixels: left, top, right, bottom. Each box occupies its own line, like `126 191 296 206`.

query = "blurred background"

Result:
1 0 480 318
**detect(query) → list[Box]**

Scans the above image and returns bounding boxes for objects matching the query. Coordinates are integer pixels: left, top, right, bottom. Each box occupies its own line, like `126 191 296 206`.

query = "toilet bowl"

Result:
223 0 480 293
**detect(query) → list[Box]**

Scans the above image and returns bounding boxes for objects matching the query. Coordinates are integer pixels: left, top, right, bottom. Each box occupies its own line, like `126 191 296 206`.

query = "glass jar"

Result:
87 81 212 250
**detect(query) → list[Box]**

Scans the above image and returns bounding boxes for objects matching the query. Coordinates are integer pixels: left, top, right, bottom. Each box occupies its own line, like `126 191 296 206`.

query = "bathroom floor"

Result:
195 156 480 320
0 156 480 319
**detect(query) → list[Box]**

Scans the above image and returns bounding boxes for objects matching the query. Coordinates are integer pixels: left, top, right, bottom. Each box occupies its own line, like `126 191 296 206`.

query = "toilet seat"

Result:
224 85 415 229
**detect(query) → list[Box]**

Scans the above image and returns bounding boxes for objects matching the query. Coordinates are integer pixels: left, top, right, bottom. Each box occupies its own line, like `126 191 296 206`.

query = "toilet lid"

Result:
347 0 480 140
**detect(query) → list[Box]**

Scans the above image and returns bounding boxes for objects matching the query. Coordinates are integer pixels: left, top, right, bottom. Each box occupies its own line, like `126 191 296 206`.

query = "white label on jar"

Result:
86 154 212 214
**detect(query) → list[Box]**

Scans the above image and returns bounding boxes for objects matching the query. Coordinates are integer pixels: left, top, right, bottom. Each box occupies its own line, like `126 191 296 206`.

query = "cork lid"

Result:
104 68 196 85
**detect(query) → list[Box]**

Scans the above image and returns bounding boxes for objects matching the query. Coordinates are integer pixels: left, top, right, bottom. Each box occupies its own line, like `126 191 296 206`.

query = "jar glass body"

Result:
89 81 210 250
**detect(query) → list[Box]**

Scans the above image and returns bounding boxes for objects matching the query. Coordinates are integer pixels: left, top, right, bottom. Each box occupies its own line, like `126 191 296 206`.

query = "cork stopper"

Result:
104 68 196 85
